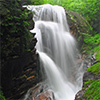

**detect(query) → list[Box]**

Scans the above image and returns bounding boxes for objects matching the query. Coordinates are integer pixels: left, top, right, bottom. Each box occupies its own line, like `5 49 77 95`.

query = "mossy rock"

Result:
83 80 100 100
87 62 100 75
87 46 100 75
94 45 100 60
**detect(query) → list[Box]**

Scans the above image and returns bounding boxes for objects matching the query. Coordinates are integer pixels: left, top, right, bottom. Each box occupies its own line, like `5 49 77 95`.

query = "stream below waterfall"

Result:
23 4 84 100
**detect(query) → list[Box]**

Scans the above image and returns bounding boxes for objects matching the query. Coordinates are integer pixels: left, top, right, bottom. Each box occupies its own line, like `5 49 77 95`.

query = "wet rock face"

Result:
75 72 88 100
23 82 55 100
1 34 41 99
75 72 94 100
1 52 40 99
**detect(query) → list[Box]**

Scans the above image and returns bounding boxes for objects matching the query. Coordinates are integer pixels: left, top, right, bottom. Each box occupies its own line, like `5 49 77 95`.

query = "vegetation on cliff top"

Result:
1 0 33 63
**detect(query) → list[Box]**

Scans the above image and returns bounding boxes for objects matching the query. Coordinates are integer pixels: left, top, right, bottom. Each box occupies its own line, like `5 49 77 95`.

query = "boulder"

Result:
23 82 55 100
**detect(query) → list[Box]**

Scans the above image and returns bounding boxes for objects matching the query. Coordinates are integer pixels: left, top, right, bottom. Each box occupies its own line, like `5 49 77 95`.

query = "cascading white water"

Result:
24 4 84 100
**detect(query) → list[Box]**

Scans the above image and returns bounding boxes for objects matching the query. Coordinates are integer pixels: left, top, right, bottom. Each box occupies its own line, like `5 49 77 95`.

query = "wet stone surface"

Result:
23 82 55 100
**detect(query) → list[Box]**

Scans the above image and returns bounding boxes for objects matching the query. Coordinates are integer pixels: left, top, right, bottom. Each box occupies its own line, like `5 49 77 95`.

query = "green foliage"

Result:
0 92 5 100
84 80 95 86
43 0 99 22
84 80 100 100
0 87 5 100
42 0 99 40
28 0 47 5
87 45 100 75
87 62 100 74
81 33 100 53
83 80 95 89
1 0 33 61
94 45 100 60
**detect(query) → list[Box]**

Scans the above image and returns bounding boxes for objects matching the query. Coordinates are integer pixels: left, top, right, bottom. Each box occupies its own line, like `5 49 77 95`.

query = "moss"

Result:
86 43 100 75
87 62 100 74
96 51 100 60
84 80 100 100
94 45 100 60
19 75 27 79
82 46 100 99
83 80 93 90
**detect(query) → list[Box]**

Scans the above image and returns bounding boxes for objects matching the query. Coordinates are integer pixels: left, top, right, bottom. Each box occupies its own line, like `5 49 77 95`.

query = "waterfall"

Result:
24 4 84 100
